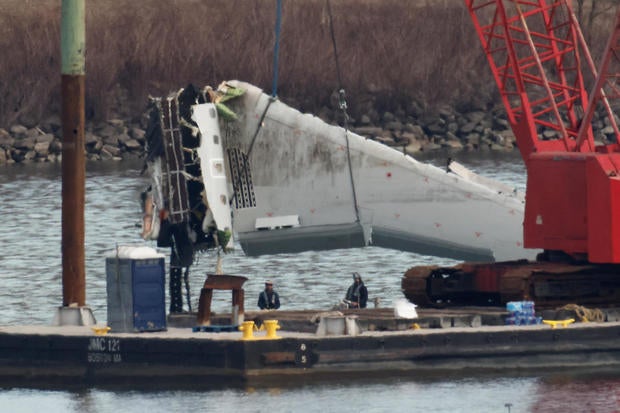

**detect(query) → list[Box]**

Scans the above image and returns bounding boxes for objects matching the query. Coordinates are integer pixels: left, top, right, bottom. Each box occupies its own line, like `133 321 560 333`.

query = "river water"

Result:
1 150 619 412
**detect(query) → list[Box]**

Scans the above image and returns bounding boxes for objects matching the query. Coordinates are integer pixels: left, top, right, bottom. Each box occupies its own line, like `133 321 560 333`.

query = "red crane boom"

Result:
403 1 620 307
468 0 620 262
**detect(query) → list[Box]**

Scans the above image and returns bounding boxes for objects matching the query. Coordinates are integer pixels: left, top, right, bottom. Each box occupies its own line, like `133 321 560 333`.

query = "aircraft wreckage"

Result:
141 80 537 263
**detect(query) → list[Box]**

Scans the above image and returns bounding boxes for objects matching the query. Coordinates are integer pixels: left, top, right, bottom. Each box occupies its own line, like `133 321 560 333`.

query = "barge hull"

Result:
1 323 619 386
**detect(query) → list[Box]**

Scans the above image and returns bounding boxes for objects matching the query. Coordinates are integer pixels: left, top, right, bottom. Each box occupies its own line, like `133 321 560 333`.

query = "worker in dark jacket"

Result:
258 280 280 310
345 272 368 309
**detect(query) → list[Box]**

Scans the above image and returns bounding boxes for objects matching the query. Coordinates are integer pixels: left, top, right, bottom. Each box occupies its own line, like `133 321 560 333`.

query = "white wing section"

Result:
221 81 538 262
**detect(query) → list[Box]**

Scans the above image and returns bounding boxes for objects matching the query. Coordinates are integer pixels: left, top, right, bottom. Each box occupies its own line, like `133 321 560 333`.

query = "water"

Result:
1 151 619 412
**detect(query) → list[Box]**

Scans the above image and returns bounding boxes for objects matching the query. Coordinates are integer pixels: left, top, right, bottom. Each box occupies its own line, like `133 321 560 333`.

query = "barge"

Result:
1 308 619 387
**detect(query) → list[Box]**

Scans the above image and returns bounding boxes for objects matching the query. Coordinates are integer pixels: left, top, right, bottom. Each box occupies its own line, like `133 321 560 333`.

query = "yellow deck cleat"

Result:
542 319 575 329
91 326 111 336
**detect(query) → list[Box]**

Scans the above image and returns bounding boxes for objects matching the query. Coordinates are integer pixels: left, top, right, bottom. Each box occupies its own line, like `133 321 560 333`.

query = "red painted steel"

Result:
466 0 620 263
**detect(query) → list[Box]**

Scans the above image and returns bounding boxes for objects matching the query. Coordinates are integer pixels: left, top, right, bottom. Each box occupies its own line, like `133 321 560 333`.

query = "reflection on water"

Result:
1 153 618 412
0 371 619 413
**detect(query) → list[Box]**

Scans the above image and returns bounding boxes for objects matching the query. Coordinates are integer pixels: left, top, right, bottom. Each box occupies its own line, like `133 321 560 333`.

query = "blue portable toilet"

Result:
106 246 167 332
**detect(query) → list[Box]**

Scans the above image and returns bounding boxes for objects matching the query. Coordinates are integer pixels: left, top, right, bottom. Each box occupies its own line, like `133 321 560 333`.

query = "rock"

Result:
405 124 425 137
405 140 422 153
13 136 36 150
85 132 99 147
438 106 455 120
493 117 509 129
10 124 28 136
466 111 487 124
543 130 557 139
382 111 395 122
443 140 464 150
426 122 445 134
123 139 142 151
101 144 121 157
353 126 383 137
34 141 51 155
374 136 396 146
422 142 442 151
97 125 117 139
385 121 403 131
359 114 371 125
25 128 43 138
130 127 146 142
408 100 424 118
23 150 36 161
103 135 119 146
401 132 418 143
446 132 459 141
447 122 459 133
0 131 15 148
49 139 62 153
94 139 103 152
460 121 478 134
602 126 615 136
36 133 55 144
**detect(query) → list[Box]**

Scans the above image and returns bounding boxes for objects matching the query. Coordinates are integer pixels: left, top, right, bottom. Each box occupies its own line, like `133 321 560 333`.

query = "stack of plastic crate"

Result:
505 301 542 326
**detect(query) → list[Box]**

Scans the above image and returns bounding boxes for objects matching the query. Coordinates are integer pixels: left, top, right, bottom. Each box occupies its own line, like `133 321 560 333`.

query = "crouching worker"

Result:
258 280 280 310
345 272 368 309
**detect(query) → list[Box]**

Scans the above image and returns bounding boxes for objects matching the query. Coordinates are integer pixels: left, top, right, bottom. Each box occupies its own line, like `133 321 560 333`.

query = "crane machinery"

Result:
402 0 620 308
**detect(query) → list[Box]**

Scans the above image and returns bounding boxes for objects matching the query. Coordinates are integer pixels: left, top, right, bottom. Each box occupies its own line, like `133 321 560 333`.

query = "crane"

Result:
403 0 620 308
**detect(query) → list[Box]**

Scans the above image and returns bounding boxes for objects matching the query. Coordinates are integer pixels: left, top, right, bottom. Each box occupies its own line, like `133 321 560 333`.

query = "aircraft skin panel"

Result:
191 103 233 246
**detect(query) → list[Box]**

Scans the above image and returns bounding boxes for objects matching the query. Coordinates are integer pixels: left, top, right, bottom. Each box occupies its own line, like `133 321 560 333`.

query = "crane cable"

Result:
231 0 281 208
326 0 361 223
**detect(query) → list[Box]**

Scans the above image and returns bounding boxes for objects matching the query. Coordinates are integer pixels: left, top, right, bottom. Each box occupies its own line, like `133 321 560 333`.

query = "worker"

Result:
157 209 194 314
258 280 280 310
345 272 368 309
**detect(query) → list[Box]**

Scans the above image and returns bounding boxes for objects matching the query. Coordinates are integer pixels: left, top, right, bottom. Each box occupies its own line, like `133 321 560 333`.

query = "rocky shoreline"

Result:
0 102 615 165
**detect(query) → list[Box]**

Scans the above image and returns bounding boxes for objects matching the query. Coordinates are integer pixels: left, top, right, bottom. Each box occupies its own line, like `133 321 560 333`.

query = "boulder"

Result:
405 140 422 153
102 144 121 157
123 139 142 151
34 141 51 155
382 111 395 122
36 133 55 144
359 115 371 125
353 126 383 137
443 140 464 150
0 130 15 148
384 121 403 131
466 111 487 124
14 136 36 150
129 127 146 142
85 132 100 147
10 124 28 136
460 121 478 134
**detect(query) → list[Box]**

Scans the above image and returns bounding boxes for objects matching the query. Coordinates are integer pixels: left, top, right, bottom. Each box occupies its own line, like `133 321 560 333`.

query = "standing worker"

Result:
345 272 368 309
258 280 280 310
157 209 194 314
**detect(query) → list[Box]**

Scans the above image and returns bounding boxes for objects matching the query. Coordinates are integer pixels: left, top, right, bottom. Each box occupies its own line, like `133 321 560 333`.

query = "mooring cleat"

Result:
542 319 575 329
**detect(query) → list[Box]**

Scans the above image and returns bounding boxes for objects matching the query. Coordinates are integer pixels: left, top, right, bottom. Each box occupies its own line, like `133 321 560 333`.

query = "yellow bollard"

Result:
239 321 257 340
263 320 281 339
